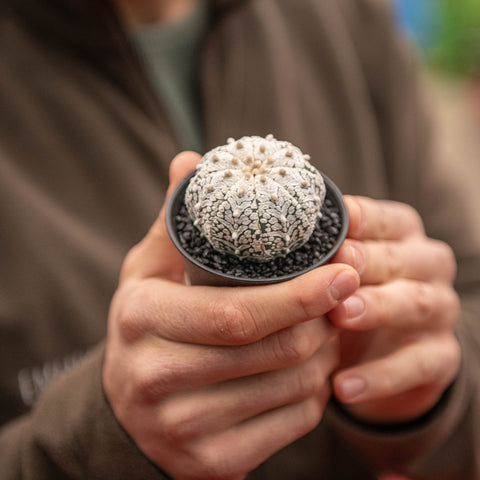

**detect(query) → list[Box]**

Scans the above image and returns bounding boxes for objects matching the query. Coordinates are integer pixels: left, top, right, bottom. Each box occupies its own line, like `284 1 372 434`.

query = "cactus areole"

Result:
185 135 326 262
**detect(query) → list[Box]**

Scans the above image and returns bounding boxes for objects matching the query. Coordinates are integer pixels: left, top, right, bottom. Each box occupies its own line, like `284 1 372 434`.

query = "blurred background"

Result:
393 0 480 180
394 0 480 78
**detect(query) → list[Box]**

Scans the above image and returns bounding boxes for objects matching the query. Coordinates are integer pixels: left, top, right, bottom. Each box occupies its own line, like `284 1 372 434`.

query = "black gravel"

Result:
174 192 344 279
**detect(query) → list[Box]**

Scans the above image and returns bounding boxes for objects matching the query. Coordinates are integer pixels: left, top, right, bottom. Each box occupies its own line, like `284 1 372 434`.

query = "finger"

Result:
332 237 457 284
128 319 337 400
155 340 338 441
333 333 460 406
191 394 331 480
329 279 461 331
118 265 358 345
121 151 201 282
345 196 425 241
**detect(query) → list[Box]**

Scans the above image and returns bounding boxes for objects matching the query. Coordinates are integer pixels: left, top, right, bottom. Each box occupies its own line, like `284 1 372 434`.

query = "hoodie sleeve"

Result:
0 344 172 479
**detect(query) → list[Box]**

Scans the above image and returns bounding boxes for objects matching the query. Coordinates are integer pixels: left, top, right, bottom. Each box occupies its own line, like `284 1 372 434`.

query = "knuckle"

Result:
115 284 150 343
404 204 424 233
295 359 326 399
158 404 196 446
120 244 143 280
133 369 162 405
210 301 258 345
413 283 434 320
191 445 237 480
436 241 457 281
300 397 324 432
271 324 313 366
419 338 460 385
416 348 439 382
295 371 316 400
132 360 177 405
446 336 462 375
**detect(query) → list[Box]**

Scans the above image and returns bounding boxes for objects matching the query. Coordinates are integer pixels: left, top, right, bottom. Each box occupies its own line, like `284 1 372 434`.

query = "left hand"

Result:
328 196 461 424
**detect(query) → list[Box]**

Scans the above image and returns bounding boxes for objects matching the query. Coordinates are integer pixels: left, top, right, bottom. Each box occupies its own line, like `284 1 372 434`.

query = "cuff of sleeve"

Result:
325 357 469 474
32 344 171 479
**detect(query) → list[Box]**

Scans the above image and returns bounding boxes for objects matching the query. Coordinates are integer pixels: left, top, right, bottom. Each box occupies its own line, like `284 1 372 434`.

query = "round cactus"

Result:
185 135 326 262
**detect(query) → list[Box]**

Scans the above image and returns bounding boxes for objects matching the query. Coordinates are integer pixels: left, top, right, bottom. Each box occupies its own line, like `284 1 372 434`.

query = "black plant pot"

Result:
166 172 349 286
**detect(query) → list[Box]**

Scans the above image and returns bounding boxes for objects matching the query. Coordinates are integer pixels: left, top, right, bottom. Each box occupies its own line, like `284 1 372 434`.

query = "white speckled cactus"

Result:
185 135 326 262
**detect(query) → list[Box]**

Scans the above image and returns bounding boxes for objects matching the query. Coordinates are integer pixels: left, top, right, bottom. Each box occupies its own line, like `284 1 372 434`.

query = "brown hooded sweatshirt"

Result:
0 0 479 478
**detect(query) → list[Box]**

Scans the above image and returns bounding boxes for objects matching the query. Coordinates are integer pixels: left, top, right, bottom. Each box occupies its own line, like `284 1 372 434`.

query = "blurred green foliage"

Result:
430 0 480 76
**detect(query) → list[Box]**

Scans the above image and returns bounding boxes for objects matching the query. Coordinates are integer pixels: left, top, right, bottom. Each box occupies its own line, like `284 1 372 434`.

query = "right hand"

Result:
103 152 360 480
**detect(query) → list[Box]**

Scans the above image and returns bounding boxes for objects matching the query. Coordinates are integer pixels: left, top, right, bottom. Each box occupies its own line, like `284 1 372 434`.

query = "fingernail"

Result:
349 244 365 275
339 376 366 401
347 197 366 238
330 270 358 302
343 295 365 323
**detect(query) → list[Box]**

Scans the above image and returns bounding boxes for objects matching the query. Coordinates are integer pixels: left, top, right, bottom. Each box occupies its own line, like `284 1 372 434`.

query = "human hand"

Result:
329 196 461 424
103 152 360 480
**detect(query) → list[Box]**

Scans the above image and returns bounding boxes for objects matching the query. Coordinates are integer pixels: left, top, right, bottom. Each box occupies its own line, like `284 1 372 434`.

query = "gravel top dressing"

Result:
174 192 343 280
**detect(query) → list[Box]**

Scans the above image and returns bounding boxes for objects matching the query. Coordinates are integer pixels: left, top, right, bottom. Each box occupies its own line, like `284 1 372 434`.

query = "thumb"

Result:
121 151 201 282
166 151 202 199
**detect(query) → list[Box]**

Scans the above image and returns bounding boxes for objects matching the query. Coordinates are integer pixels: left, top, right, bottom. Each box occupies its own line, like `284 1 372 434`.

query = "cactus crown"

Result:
185 135 326 262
